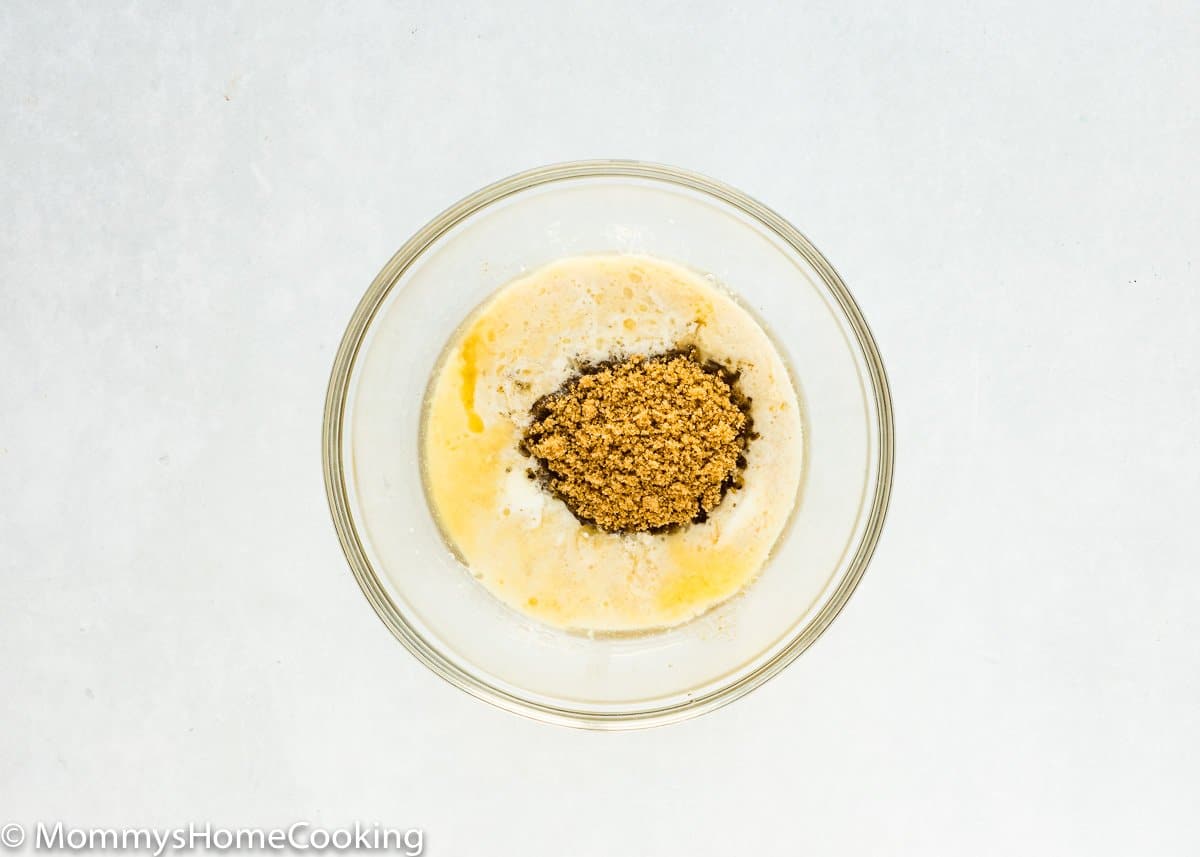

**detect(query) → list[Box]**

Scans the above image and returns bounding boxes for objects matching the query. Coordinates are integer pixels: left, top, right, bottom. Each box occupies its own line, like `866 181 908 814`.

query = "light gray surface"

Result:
2 2 1198 854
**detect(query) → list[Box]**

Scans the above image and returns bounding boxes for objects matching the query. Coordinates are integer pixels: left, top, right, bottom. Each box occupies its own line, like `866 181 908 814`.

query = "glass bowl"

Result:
322 161 893 729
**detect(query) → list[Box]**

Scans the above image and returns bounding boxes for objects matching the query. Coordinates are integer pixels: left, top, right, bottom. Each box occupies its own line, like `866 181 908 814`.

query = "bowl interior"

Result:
331 166 889 725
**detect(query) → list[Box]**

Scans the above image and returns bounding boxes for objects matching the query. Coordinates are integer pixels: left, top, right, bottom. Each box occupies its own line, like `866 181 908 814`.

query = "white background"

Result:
2 2 1198 854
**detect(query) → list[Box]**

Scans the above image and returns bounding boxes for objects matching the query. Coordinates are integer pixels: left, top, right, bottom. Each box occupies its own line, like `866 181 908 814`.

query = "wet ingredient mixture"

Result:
421 254 803 632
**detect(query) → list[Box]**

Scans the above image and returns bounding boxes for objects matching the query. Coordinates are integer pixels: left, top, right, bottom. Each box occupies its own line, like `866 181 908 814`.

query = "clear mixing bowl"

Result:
323 161 893 729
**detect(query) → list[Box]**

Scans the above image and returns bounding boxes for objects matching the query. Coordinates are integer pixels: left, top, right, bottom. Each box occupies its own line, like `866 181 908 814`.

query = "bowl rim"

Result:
322 159 894 730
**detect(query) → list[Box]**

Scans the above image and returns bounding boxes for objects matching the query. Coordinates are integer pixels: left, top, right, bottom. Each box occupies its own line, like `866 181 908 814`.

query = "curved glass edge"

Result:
322 159 895 730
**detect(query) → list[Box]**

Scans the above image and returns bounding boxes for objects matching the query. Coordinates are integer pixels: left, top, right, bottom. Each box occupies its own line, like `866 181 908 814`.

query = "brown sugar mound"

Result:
521 348 753 533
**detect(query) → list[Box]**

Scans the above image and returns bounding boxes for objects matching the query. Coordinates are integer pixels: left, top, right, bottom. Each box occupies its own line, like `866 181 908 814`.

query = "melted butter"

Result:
458 330 486 433
425 424 509 554
425 335 511 555
658 538 756 620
